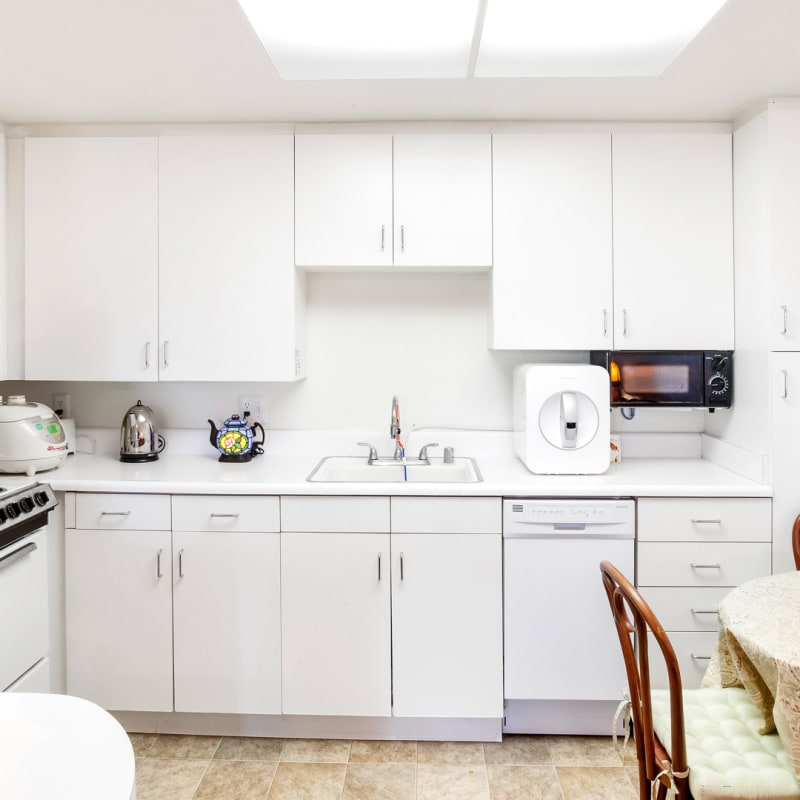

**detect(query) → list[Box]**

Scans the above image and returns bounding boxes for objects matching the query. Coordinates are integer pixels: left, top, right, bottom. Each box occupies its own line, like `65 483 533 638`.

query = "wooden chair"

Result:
600 560 800 800
793 514 800 570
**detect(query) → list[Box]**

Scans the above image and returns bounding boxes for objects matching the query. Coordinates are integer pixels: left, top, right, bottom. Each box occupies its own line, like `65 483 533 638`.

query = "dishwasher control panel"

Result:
503 499 635 538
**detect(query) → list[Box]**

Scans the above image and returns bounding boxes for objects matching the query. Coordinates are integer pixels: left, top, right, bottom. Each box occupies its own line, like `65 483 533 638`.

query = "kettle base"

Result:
218 453 255 463
120 452 160 463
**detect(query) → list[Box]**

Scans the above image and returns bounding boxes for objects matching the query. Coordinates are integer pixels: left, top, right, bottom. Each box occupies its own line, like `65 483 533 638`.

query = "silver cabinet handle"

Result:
209 513 239 519
691 653 712 661
622 308 628 336
400 225 405 252
101 511 131 517
163 341 170 367
690 518 722 525
380 225 385 252
782 305 788 335
782 369 789 399
178 548 184 578
603 309 608 337
377 552 382 581
690 608 719 615
0 541 37 572
400 552 404 581
156 548 164 579
690 563 721 569
145 341 151 368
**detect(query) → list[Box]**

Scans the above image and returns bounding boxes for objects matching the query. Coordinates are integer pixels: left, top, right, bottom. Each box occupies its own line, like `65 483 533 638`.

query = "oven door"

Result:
611 352 705 406
0 528 49 691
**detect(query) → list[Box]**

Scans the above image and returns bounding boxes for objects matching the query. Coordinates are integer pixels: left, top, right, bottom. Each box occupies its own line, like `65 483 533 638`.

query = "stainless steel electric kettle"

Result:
120 400 166 462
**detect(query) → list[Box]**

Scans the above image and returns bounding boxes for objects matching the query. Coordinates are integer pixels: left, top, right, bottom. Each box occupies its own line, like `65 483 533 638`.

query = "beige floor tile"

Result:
342 762 416 800
556 766 637 800
281 738 352 763
417 764 490 800
349 740 418 764
134 757 210 800
128 732 158 757
194 759 277 799
215 736 286 762
148 734 222 760
484 736 551 766
267 761 347 800
486 765 563 800
417 740 486 765
546 736 623 767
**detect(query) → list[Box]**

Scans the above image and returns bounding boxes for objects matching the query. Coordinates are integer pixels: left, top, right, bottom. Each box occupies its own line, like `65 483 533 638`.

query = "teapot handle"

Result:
156 434 166 453
252 422 266 455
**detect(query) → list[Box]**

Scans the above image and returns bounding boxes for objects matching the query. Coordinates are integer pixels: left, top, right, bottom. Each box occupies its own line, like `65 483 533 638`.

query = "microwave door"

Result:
617 357 704 405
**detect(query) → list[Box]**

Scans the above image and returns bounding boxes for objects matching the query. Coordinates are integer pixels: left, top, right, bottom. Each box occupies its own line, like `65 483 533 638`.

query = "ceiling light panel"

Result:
474 0 729 77
239 0 481 80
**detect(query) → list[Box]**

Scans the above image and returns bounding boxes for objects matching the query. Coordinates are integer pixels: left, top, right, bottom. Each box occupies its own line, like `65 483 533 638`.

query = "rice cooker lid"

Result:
0 400 55 424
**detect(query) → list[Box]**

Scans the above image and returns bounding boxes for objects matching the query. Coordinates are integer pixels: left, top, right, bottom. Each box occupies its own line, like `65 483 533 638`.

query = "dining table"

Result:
710 570 800 780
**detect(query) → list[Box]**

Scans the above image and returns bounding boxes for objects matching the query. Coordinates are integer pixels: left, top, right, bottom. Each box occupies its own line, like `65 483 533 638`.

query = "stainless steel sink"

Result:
306 456 482 483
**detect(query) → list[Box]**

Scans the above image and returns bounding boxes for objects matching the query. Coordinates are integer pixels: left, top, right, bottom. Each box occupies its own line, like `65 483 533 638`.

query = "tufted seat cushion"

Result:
651 687 800 800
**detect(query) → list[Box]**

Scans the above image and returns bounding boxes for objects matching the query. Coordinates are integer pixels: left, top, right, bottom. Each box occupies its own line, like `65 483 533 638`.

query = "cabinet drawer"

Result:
172 495 279 532
638 497 771 542
75 493 171 530
642 586 729 632
281 496 390 533
638 542 771 587
391 497 501 534
649 631 719 691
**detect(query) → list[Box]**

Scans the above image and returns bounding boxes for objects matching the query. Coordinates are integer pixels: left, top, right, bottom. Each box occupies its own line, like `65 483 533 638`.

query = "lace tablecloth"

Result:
714 571 800 779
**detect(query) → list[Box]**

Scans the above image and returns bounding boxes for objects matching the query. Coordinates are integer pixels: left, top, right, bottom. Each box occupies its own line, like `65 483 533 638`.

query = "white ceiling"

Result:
1 0 799 126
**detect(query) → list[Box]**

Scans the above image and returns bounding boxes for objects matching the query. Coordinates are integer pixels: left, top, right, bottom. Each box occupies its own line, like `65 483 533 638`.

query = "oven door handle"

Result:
0 540 38 572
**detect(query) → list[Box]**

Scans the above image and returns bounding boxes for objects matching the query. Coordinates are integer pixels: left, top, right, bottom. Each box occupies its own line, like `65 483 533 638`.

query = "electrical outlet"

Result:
239 395 265 420
52 392 71 418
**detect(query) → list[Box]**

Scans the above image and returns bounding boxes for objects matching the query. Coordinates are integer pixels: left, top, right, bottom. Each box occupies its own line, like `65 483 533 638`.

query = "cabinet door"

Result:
393 134 492 269
281 531 391 716
65 529 172 711
24 137 159 380
771 352 800 573
491 133 613 349
172 530 281 714
294 134 393 268
612 132 733 349
159 135 301 381
391 532 502 718
769 104 800 350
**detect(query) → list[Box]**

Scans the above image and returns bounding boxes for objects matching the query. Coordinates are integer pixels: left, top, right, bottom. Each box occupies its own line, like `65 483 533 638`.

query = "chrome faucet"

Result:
390 395 403 459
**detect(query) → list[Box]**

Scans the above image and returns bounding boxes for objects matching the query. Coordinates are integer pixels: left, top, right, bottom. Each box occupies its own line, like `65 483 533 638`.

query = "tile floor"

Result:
129 733 640 800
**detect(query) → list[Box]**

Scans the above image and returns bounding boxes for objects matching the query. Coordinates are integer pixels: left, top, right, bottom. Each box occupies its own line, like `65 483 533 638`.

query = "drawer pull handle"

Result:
209 513 239 519
377 552 382 581
690 608 719 615
690 563 721 569
0 541 37 572
157 548 164 579
101 511 131 517
178 548 184 578
400 552 405 581
690 519 722 524
691 653 712 661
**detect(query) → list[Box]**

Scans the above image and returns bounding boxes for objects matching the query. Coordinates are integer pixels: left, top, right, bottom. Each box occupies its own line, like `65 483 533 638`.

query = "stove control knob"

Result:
0 508 7 525
5 502 20 519
18 497 34 513
33 491 50 507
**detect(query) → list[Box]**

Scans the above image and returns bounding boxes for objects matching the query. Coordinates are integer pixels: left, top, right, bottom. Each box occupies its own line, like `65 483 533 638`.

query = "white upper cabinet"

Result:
158 135 303 381
294 133 492 270
25 137 159 380
612 132 734 350
490 133 613 349
0 129 7 381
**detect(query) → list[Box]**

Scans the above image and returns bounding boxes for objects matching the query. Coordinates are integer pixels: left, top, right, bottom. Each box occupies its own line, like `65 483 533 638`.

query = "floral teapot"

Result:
208 413 265 462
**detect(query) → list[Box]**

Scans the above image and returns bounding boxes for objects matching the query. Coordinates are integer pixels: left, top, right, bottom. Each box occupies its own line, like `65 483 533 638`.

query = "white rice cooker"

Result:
0 396 68 475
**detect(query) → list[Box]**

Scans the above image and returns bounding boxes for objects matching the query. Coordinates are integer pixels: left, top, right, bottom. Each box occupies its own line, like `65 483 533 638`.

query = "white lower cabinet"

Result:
636 496 772 689
280 496 503 719
65 493 280 714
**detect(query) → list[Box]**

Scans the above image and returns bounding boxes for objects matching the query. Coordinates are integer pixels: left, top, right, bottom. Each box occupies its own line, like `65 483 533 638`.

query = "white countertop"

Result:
2 428 770 498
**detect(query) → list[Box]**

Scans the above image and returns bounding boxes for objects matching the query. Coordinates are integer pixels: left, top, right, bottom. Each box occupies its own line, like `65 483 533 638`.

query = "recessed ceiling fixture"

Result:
237 0 729 80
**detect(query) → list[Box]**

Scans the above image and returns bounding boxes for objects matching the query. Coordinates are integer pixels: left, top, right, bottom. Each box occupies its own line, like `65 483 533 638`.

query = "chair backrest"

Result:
600 560 689 800
793 515 800 571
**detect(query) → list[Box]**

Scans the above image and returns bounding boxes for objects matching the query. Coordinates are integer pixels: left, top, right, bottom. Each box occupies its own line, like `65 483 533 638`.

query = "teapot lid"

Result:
223 414 248 428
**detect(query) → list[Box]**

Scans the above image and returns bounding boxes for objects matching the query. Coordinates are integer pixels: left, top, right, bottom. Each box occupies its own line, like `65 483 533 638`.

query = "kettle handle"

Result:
156 434 166 453
252 422 265 455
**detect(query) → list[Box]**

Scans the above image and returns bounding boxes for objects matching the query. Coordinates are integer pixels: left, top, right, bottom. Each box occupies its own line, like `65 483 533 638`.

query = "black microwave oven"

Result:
589 351 733 409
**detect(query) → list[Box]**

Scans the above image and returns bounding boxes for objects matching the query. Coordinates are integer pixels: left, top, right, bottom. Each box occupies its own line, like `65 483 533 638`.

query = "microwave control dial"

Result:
709 373 729 395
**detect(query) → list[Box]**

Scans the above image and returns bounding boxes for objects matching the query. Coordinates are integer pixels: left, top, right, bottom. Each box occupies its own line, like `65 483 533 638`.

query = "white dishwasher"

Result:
502 498 635 734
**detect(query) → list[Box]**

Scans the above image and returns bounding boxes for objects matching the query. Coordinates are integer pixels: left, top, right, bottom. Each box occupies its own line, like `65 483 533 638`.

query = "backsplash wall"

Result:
4 272 706 436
